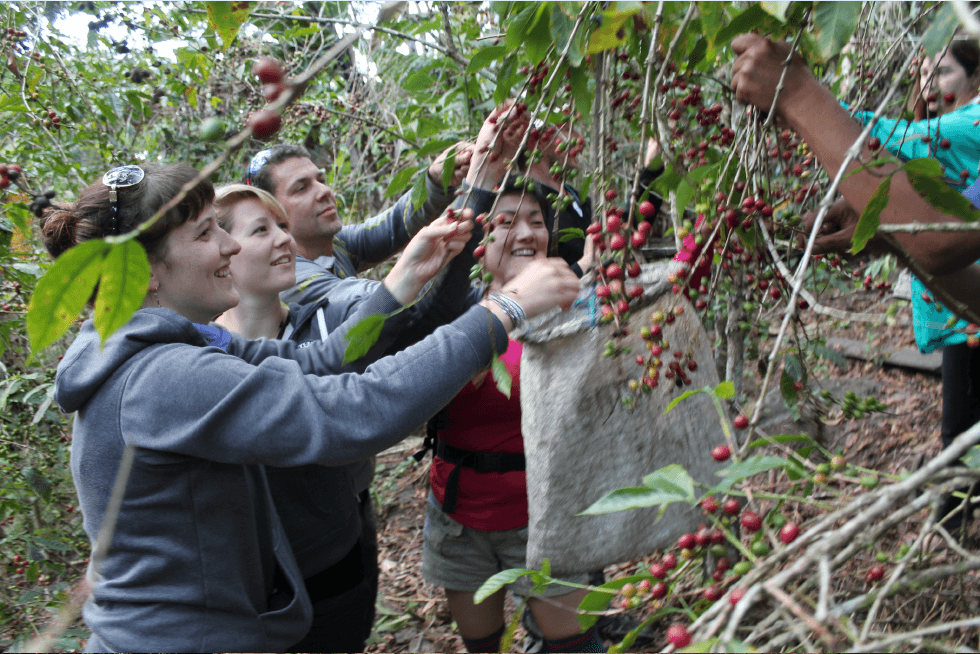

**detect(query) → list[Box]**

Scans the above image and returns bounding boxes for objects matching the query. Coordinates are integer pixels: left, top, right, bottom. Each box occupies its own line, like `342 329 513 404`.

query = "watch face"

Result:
102 165 146 188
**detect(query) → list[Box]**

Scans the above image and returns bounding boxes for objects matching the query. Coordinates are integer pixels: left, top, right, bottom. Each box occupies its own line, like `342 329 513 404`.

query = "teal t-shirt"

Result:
847 101 980 352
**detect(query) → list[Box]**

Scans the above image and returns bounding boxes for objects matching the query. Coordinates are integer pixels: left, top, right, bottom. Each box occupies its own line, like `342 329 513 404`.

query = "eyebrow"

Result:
194 213 215 231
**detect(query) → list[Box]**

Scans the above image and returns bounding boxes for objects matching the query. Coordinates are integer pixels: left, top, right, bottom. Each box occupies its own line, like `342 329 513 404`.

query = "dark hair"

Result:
40 163 214 261
951 34 980 79
246 144 312 195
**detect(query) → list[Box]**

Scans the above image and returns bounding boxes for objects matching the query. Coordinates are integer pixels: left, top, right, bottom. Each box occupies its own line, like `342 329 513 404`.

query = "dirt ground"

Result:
363 282 965 653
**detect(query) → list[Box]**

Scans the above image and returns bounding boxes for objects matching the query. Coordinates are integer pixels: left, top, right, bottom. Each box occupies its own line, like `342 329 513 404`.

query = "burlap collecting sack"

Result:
516 262 729 575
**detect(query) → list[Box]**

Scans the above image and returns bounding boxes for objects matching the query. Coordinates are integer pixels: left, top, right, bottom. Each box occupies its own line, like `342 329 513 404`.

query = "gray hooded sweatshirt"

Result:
55 303 507 652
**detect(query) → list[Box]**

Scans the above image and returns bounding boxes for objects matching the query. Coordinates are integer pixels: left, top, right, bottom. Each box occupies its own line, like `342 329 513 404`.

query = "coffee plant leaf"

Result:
905 165 980 223
576 573 652 630
698 0 727 46
505 2 546 54
715 4 770 47
964 444 980 469
342 314 386 366
28 239 109 356
441 149 456 194
491 354 512 400
921 2 960 57
550 3 587 67
760 1 793 22
812 1 861 60
780 369 798 405
409 170 429 214
558 227 585 243
384 166 420 199
851 173 891 255
578 485 690 516
587 8 636 55
665 386 708 414
747 433 816 450
714 380 736 399
94 241 151 348
21 466 52 502
474 567 534 603
205 1 250 48
713 455 788 492
466 45 508 75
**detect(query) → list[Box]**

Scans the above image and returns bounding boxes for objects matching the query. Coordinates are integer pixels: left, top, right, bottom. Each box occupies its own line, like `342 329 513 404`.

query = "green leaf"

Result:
417 137 458 159
550 3 586 67
643 463 696 500
714 380 736 400
965 444 980 469
760 1 793 21
342 314 386 365
22 466 52 502
715 4 769 46
505 2 544 53
475 567 534 603
558 227 585 243
409 171 429 213
579 485 689 516
713 455 788 492
385 167 420 199
525 4 553 64
491 354 512 399
466 45 508 74
576 574 650 629
686 38 708 72
698 0 726 46
812 1 860 60
28 239 109 355
205 0 250 49
747 433 816 449
94 241 151 347
780 369 798 404
441 149 456 194
906 165 980 223
922 2 959 57
851 173 891 255
26 561 40 582
587 8 636 54
665 387 707 414
403 69 436 94
568 63 593 118
812 343 848 367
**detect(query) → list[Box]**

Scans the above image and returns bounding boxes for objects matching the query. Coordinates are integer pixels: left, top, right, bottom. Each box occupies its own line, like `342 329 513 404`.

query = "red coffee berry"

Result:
939 137 951 149
605 189 618 202
586 222 602 235
649 563 667 579
723 499 740 516
866 564 885 583
711 445 731 462
606 263 624 280
253 57 284 84
616 299 630 314
247 109 282 140
733 414 749 429
868 136 881 150
779 521 800 544
639 200 656 218
678 533 696 550
703 584 723 602
729 588 746 605
740 511 763 532
473 245 486 258
606 215 622 232
609 234 626 251
662 552 677 569
631 231 647 248
666 624 691 648
651 580 668 599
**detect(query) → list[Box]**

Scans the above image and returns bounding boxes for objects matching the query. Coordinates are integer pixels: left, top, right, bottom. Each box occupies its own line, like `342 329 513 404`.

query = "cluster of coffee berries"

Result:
0 163 22 190
819 389 886 420
247 57 286 140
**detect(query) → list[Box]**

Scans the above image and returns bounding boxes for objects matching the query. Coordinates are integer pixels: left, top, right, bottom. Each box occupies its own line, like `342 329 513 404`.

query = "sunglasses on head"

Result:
102 165 146 236
245 149 272 186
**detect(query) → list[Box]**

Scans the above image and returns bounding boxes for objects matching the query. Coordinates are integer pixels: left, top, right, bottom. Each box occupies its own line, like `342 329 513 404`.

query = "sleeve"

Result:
227 283 408 373
333 174 453 273
847 103 980 185
120 305 510 468
280 256 351 306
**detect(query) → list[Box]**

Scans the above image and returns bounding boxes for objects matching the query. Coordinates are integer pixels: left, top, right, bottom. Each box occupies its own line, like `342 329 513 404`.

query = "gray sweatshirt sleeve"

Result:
334 174 452 273
119 305 509 467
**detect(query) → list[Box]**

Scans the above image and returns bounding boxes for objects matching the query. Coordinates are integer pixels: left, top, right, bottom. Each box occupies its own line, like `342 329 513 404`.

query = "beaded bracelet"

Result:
488 292 527 330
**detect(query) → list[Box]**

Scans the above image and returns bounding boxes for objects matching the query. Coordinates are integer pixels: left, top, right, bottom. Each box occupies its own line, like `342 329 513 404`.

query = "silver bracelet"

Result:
488 292 527 330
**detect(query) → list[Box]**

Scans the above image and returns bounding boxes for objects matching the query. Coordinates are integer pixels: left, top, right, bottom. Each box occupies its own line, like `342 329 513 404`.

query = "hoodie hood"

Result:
55 308 206 414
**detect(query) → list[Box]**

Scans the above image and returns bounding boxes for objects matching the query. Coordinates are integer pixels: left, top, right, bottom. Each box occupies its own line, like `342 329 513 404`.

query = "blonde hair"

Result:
214 183 289 232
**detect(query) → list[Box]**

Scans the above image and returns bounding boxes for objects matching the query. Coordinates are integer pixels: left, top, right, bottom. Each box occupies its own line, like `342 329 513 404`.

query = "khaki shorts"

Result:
422 493 587 597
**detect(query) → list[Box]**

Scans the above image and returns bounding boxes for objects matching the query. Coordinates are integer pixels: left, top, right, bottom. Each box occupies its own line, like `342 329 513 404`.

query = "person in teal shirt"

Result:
848 34 980 353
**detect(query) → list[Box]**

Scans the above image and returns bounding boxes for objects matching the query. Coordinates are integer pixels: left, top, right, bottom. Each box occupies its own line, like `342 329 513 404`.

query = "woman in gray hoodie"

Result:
40 163 579 652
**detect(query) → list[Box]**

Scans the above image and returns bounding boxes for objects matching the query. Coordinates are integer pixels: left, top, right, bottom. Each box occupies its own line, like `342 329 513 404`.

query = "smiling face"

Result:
149 205 242 324
268 156 340 259
221 197 297 299
920 50 977 115
483 192 549 287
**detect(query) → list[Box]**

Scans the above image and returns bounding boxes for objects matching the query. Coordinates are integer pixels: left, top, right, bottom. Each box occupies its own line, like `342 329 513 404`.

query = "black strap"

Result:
435 440 526 515
413 410 449 463
303 539 364 604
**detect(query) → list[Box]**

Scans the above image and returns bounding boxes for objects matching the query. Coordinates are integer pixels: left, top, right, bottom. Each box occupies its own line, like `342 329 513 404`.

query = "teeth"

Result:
272 256 291 266
215 269 230 278
511 249 536 256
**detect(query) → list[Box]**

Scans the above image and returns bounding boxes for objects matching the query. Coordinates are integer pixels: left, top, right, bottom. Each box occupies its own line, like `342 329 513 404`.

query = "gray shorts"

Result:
422 493 587 597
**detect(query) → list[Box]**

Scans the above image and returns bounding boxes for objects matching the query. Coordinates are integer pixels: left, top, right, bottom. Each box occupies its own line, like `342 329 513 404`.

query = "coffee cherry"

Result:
729 588 746 605
247 109 282 140
662 552 677 569
609 233 626 251
605 189 618 202
779 521 800 544
649 563 667 579
939 137 951 149
703 584 723 602
866 564 885 583
723 499 740 516
740 511 763 532
651 580 668 599
733 414 749 430
473 245 486 259
868 136 881 150
253 57 284 84
639 200 656 218
606 263 624 280
678 533 696 550
712 445 731 462
199 117 226 141
666 624 691 648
